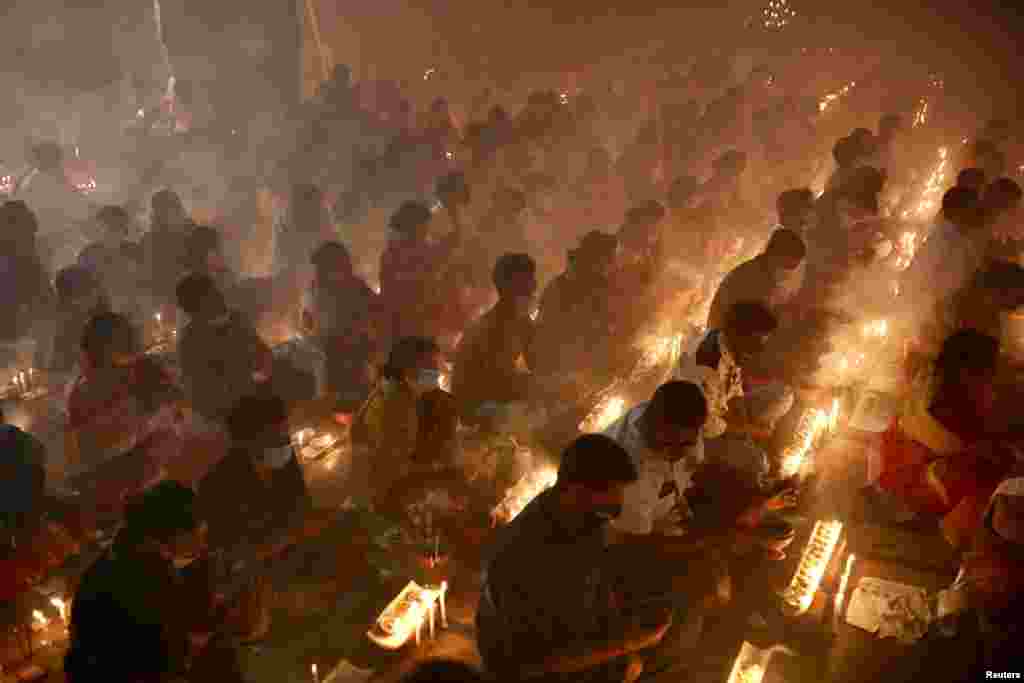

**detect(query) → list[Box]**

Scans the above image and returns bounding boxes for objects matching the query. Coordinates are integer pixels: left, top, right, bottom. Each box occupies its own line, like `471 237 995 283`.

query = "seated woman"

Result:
65 313 185 519
352 337 447 502
877 330 1014 548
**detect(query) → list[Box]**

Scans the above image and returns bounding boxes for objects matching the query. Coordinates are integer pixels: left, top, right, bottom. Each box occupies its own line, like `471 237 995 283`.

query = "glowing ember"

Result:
913 147 949 218
529 308 539 322
638 334 684 371
818 81 856 114
50 597 69 624
726 643 767 683
368 580 448 649
579 395 626 433
912 98 929 128
423 68 436 81
493 465 558 524
779 408 830 478
862 319 889 340
782 519 844 614
75 179 98 194
32 610 48 630
738 665 765 683
559 92 569 105
761 0 796 29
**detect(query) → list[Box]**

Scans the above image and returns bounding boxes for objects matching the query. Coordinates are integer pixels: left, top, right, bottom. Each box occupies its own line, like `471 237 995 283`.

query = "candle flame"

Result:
779 407 830 478
369 580 447 649
783 519 844 614
912 98 929 128
32 610 48 628
862 319 888 339
50 597 68 623
894 231 918 269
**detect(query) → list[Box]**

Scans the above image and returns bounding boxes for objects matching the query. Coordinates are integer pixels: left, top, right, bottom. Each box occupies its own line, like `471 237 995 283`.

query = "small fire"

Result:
862 319 888 340
639 334 684 371
779 407 830 478
369 580 448 649
726 642 768 683
579 395 626 433
894 231 919 269
782 519 844 614
32 610 48 630
912 98 929 128
738 665 765 683
492 466 558 524
913 147 949 218
818 81 856 114
50 597 69 624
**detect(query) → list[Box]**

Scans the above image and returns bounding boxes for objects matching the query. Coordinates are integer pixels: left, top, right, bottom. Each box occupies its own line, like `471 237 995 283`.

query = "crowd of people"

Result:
0 45 1021 683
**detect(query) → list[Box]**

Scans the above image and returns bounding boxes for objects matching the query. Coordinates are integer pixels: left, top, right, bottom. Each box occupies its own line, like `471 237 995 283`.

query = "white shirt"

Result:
603 402 704 535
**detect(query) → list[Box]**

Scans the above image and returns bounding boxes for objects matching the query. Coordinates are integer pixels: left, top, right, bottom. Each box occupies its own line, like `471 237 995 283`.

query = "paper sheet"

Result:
846 577 931 642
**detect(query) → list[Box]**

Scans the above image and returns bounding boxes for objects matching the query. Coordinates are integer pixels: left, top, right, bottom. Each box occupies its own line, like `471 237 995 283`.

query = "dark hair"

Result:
776 188 814 221
122 481 199 544
647 381 708 430
0 201 39 236
832 136 861 167
957 167 987 191
435 171 467 200
311 241 352 273
557 434 638 490
935 329 999 381
175 273 224 317
401 660 487 683
492 253 536 295
184 225 222 271
382 337 440 381
389 201 432 235
226 393 289 441
151 189 184 216
724 300 778 337
985 178 1023 213
81 312 140 367
764 228 806 263
942 186 981 227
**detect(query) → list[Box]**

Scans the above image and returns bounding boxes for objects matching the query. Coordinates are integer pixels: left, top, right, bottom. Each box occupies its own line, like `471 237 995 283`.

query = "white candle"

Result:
439 581 448 628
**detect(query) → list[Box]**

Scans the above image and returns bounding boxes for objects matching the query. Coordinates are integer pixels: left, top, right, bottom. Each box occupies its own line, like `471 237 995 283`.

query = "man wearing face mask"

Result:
196 394 311 556
67 481 244 683
477 434 679 682
177 274 273 433
452 254 538 426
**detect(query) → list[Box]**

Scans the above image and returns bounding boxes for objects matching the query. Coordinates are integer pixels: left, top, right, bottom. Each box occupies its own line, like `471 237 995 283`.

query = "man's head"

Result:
311 241 354 285
973 139 1007 180
176 273 228 321
763 228 806 271
556 434 639 532
389 201 433 241
984 178 1023 220
569 230 619 280
435 171 470 209
836 166 884 224
668 176 700 210
941 186 983 233
80 312 140 371
620 201 666 260
957 167 987 193
383 336 444 395
776 188 815 231
227 393 294 479
723 301 778 363
640 381 708 464
0 201 39 241
493 253 537 315
56 266 106 311
151 189 187 227
122 481 206 568
832 135 861 170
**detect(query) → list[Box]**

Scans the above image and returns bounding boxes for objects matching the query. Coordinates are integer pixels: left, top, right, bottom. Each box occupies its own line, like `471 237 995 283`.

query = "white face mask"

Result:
258 444 294 470
412 369 443 393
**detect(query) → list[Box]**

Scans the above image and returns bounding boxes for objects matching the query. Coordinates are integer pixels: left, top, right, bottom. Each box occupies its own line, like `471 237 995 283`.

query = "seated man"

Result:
66 481 243 683
177 274 273 432
876 330 1014 548
677 301 780 439
534 231 622 381
706 228 806 331
196 394 311 555
452 253 539 426
477 434 676 682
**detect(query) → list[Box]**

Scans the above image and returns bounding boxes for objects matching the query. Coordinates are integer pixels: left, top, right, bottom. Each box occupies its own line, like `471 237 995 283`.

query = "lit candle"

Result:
833 553 856 631
50 597 69 625
439 581 448 628
782 519 843 614
311 663 319 683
